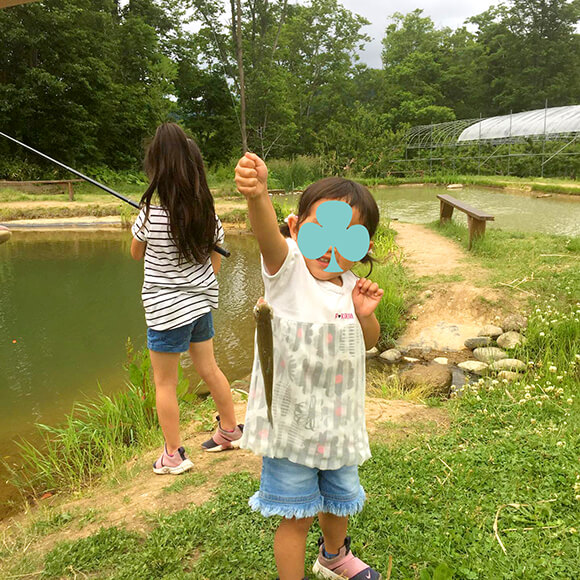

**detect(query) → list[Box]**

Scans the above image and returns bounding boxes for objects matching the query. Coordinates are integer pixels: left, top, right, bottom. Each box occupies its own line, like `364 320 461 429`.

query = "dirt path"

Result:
391 222 511 351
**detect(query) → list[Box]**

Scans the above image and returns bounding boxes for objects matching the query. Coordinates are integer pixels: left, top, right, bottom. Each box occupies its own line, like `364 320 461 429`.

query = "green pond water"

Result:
0 231 262 516
281 185 580 237
0 185 579 516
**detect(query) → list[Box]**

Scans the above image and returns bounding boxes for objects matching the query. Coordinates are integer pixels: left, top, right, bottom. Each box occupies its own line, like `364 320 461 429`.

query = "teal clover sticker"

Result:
296 200 370 272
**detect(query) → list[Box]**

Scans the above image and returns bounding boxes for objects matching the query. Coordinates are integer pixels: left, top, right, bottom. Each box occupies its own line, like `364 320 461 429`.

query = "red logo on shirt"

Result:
334 313 354 319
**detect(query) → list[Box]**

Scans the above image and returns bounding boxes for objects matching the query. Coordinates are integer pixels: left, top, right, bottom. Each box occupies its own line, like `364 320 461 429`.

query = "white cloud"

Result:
331 0 499 67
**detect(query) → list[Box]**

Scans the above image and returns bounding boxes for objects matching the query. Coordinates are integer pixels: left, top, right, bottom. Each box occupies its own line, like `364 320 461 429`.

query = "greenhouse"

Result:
399 104 580 178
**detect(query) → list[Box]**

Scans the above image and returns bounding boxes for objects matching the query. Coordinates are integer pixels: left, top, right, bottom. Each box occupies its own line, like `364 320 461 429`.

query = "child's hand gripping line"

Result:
235 152 288 277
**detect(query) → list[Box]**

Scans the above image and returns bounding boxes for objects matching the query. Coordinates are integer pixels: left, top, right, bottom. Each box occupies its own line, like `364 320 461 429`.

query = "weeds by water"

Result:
354 222 408 349
3 342 192 498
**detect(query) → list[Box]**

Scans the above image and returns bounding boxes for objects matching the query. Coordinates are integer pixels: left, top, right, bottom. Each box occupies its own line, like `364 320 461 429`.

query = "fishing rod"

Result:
0 131 231 257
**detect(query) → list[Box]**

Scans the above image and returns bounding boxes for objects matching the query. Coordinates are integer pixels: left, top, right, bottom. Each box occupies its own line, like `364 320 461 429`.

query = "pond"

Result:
280 185 580 237
372 185 580 236
0 231 263 516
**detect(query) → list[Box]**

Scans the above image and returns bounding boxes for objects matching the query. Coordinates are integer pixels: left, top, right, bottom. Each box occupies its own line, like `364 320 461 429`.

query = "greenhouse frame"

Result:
397 104 580 178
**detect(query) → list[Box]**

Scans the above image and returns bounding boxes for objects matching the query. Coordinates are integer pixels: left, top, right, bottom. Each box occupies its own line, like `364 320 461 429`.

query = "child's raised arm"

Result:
235 152 288 275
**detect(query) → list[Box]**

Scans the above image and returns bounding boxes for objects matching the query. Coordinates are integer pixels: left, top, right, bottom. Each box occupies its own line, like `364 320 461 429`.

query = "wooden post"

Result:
439 199 454 223
67 181 74 201
468 216 486 250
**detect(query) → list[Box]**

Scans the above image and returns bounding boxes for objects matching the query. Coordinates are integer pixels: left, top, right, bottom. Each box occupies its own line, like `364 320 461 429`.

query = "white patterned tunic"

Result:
240 238 371 470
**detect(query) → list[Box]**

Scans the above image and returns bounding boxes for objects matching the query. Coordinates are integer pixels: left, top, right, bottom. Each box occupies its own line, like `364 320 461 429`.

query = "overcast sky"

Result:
333 0 499 67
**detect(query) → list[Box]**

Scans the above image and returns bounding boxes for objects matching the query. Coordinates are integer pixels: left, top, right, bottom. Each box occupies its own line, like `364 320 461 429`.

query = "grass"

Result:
354 222 409 349
15 293 576 579
429 220 580 306
2 343 191 498
356 173 580 195
163 472 209 494
9 346 578 579
418 174 580 195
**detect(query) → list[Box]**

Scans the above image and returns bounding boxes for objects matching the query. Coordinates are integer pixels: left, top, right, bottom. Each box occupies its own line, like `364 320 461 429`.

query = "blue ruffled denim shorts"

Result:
249 457 365 519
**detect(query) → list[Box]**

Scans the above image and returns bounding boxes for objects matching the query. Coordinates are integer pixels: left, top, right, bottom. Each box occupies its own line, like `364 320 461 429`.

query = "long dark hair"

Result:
140 123 216 264
280 177 380 276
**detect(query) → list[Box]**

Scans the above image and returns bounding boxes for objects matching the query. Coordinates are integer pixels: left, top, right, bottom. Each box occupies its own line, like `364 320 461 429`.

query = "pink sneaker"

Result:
152 445 194 475
312 536 382 580
201 416 243 452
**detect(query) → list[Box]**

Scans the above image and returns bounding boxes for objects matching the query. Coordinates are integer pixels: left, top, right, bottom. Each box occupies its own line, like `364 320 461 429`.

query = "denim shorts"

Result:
249 456 365 520
147 311 214 353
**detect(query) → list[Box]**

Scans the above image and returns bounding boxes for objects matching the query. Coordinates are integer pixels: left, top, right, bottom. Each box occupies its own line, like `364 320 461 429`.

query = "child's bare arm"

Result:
235 152 287 275
131 238 146 260
358 313 380 350
211 250 222 274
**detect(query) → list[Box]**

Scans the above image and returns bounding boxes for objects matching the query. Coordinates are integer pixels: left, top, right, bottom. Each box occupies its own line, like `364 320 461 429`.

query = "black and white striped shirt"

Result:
132 206 225 331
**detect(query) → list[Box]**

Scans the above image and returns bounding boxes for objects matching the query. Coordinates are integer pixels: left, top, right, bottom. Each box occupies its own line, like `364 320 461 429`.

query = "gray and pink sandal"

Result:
201 416 244 452
313 536 382 580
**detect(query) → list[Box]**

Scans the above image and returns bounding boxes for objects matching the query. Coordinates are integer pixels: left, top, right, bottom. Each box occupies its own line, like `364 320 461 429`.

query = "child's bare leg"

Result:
188 339 236 430
274 516 314 580
318 512 349 554
149 351 181 453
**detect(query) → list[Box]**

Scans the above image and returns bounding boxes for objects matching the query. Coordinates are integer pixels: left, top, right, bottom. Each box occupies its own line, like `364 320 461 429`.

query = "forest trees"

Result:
0 0 578 175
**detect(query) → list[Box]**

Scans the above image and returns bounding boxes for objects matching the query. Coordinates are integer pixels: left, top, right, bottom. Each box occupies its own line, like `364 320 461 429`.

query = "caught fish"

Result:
254 297 274 425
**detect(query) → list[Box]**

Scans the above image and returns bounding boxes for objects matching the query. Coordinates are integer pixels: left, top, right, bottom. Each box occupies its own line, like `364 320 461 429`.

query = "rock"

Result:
433 357 448 365
500 314 528 332
424 290 433 298
473 347 508 363
403 356 420 363
458 360 490 376
464 337 493 350
366 347 379 358
447 183 463 189
379 349 402 363
497 331 524 350
478 325 503 339
491 358 527 372
421 346 432 355
399 363 453 397
497 371 521 382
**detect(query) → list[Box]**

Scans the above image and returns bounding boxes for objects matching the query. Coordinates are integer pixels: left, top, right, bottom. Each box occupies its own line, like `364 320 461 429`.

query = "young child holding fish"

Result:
131 123 243 475
236 152 383 580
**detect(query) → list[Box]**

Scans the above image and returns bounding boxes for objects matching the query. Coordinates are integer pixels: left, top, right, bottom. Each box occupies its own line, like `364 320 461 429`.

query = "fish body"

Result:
254 297 274 425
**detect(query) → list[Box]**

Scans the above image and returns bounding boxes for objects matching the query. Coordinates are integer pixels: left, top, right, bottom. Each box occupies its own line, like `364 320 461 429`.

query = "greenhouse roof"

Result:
458 105 580 142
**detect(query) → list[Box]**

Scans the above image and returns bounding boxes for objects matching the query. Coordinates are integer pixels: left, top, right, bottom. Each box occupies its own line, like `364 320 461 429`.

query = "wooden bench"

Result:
437 193 494 250
0 179 83 201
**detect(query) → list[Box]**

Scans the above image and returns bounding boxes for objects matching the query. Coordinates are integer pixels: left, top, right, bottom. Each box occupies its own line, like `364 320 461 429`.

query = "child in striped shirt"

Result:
131 123 243 474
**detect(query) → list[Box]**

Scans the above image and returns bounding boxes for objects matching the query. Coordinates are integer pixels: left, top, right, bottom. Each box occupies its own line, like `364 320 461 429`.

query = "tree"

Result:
469 0 580 114
381 10 456 128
